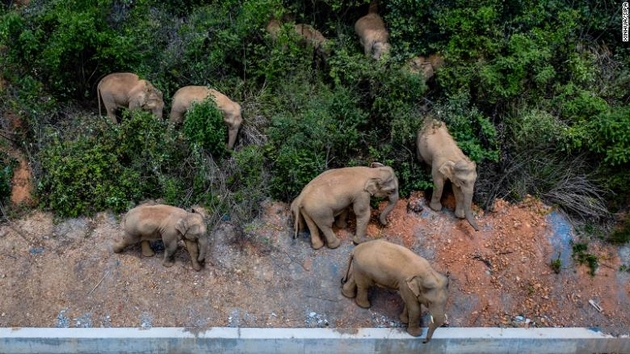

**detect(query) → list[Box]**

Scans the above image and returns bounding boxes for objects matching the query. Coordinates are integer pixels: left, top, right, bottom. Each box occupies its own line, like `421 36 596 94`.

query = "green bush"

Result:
183 98 228 159
0 150 17 205
37 111 184 216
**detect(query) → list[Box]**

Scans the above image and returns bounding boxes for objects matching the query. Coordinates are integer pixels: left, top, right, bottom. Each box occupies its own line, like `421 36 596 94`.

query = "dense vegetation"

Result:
0 0 628 243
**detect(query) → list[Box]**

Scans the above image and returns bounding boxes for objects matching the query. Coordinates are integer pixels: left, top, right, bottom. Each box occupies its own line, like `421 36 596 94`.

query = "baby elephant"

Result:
354 12 391 60
113 204 209 271
342 240 449 343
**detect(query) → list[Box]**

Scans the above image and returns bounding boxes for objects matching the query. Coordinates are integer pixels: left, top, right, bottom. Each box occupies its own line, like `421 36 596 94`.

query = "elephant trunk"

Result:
423 309 446 343
464 193 479 231
197 235 208 262
378 190 399 225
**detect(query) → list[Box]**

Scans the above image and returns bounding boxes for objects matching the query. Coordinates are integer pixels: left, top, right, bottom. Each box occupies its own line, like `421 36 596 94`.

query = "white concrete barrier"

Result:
1 327 628 354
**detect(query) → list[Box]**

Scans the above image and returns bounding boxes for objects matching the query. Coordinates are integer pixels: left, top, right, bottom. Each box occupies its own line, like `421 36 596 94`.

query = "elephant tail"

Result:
97 81 103 117
290 199 301 239
341 251 354 284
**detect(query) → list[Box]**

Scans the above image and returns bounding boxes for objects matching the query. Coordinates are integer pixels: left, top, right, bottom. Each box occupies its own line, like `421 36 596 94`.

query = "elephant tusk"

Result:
430 315 434 324
445 314 448 322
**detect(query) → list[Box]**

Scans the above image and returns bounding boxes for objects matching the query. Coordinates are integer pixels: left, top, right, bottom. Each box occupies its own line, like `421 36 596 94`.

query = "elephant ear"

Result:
406 275 442 298
405 276 422 298
370 162 385 168
364 177 380 196
438 161 456 180
175 218 189 237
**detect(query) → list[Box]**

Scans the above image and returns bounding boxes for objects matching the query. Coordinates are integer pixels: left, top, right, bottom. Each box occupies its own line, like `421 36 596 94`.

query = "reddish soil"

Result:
0 191 628 336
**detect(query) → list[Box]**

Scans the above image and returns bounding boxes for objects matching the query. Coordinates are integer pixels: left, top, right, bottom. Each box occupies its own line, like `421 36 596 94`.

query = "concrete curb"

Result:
1 327 629 354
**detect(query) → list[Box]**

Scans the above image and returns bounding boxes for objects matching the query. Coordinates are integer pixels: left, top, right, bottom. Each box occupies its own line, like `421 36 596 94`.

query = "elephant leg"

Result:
141 240 155 257
341 272 357 299
301 212 325 250
162 241 178 268
452 184 465 218
352 202 370 244
184 239 202 271
227 126 239 149
400 303 409 324
429 171 444 212
405 302 423 337
335 208 349 229
309 209 341 249
355 283 371 309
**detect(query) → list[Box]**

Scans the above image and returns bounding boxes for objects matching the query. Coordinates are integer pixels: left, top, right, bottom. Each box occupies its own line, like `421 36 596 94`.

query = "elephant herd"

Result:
106 4 479 343
96 72 243 149
112 119 478 342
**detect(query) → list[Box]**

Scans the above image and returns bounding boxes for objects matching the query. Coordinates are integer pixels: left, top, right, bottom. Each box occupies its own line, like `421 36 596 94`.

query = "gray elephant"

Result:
169 86 243 150
341 239 449 343
354 9 391 60
291 162 399 249
417 119 479 231
97 72 164 123
113 204 209 271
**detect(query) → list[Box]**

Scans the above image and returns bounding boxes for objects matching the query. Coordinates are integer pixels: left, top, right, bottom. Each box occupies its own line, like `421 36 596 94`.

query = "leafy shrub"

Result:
183 98 228 159
265 79 367 201
0 150 17 205
37 111 183 216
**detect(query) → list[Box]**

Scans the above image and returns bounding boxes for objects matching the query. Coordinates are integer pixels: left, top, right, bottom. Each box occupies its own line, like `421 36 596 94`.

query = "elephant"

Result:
169 86 243 149
354 11 391 60
416 119 479 231
97 72 164 123
294 23 330 57
404 54 445 80
113 204 209 271
341 239 449 343
290 162 399 249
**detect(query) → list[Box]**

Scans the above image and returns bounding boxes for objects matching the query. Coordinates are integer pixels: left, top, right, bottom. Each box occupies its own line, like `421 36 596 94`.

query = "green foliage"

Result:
266 79 367 201
550 254 562 274
1 0 629 246
0 150 17 204
608 215 630 245
183 98 228 158
571 241 599 276
37 111 184 216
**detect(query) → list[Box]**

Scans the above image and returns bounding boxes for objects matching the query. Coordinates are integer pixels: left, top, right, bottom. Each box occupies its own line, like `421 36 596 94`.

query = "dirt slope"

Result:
0 193 628 337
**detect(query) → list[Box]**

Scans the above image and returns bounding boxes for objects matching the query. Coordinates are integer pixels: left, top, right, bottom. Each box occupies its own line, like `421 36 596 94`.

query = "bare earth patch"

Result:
0 193 628 337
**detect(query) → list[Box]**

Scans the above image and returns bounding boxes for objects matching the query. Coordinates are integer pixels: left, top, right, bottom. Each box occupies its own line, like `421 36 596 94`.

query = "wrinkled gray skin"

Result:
342 239 449 343
417 119 479 231
169 86 243 150
97 72 164 123
113 204 209 271
291 163 399 249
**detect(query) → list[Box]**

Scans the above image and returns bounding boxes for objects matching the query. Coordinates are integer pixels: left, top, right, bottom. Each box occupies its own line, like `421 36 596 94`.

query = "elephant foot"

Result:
429 201 442 211
327 238 341 249
341 285 356 299
162 259 175 267
191 262 203 271
406 326 423 337
141 241 155 257
311 239 325 250
454 208 465 219
355 298 371 309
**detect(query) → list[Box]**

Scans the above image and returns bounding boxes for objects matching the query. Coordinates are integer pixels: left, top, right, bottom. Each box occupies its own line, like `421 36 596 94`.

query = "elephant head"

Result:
135 82 164 119
406 272 449 343
366 162 399 225
438 159 478 231
175 207 208 263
